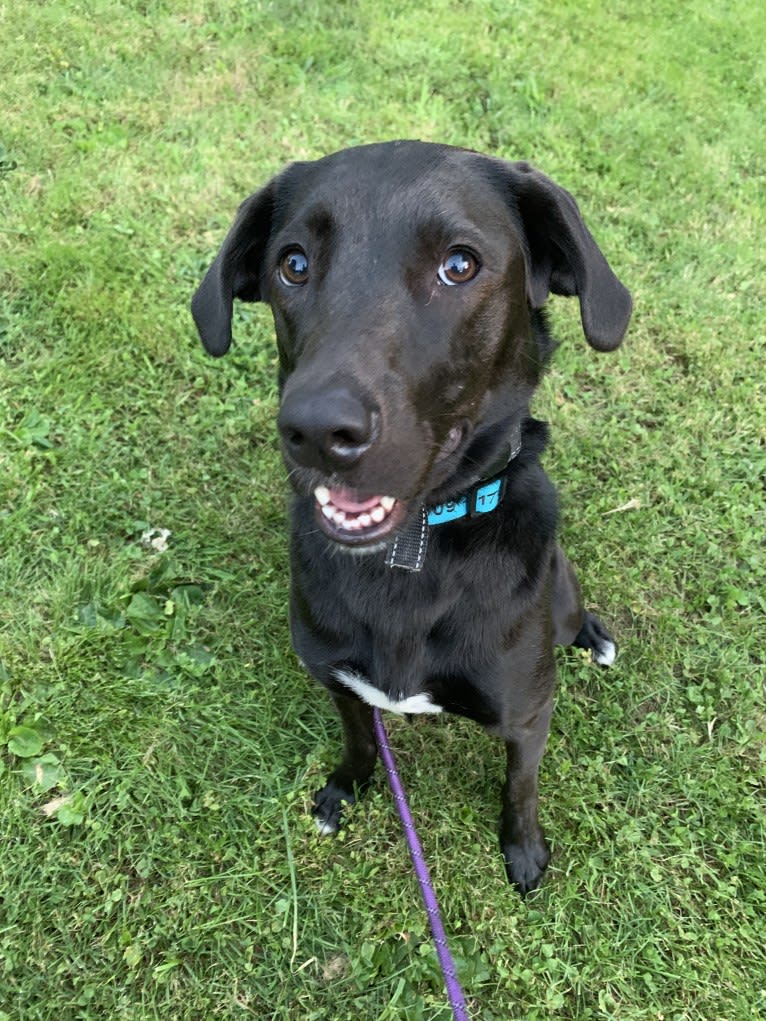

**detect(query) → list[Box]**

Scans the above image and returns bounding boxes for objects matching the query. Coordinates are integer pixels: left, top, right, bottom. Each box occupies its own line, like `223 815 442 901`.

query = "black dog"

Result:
192 141 631 894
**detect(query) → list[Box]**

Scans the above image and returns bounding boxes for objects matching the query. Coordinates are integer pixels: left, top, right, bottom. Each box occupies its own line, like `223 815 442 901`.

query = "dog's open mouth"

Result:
314 486 407 545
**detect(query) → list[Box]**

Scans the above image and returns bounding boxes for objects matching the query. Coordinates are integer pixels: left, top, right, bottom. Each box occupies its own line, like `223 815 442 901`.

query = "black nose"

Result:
278 385 377 471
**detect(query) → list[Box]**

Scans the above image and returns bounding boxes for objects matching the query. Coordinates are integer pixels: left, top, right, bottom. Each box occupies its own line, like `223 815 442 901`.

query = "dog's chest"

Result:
290 504 543 726
293 540 518 725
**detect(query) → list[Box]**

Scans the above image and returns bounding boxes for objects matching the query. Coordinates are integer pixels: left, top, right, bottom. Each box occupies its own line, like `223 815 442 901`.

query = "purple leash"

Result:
373 708 470 1021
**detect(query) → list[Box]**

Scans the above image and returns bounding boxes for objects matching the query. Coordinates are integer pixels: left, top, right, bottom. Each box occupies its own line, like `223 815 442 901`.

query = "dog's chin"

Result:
313 485 408 548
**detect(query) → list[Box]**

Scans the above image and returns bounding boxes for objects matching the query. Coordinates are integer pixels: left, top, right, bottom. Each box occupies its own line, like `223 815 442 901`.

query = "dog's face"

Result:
192 141 631 548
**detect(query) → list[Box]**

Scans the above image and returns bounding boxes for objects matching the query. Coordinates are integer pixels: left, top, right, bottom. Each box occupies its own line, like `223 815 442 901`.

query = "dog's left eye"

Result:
279 248 309 286
437 250 480 286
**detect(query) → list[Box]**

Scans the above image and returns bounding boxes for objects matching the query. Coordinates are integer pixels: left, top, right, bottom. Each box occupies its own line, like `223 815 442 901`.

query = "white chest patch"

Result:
335 669 443 715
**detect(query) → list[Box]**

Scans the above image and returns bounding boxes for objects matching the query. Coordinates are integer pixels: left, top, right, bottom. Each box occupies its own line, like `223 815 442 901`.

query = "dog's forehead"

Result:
277 142 512 237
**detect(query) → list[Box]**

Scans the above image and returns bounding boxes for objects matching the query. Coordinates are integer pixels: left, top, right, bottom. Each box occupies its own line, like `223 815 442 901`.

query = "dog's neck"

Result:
385 419 524 571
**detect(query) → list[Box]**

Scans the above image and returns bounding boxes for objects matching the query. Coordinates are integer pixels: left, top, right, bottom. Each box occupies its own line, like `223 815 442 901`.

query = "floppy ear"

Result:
503 161 632 351
191 180 277 356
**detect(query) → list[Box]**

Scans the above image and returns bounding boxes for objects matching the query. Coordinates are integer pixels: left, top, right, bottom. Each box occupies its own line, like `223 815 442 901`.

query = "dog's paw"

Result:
575 612 617 667
502 838 551 896
312 781 355 836
592 639 616 667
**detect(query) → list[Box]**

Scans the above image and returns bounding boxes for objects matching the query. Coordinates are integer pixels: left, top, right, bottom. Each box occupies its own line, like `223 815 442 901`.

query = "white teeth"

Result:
316 490 399 533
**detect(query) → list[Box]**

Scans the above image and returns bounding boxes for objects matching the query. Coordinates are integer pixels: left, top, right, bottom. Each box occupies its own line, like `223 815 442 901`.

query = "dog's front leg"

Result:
312 691 377 835
500 699 553 895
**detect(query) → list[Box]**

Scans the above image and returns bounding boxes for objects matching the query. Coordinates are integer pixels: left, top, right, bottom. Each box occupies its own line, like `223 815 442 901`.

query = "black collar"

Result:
385 422 522 571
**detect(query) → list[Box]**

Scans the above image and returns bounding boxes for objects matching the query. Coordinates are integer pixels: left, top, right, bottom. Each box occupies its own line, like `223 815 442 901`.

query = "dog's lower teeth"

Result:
316 490 399 536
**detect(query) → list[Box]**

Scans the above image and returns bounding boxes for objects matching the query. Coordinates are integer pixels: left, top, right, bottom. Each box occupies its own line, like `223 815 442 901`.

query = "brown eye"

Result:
437 249 480 286
279 248 309 286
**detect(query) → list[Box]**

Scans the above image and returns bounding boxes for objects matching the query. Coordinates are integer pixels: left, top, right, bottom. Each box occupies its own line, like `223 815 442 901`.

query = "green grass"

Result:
1 1 765 1018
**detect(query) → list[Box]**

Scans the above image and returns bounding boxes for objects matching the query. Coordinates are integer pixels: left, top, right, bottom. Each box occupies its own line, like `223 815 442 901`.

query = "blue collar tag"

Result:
470 477 504 516
427 477 504 526
427 496 468 525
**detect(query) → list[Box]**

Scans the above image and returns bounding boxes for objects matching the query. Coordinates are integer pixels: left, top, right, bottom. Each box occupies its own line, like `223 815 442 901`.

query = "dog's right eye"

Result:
279 248 309 286
437 249 480 286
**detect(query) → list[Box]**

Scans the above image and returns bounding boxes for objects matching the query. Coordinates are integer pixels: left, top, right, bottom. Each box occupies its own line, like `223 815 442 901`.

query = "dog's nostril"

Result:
322 421 375 464
330 427 366 451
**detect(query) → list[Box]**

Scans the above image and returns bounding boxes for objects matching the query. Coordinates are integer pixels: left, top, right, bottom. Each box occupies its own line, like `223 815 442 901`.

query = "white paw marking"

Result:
314 817 337 837
593 640 617 667
335 669 443 714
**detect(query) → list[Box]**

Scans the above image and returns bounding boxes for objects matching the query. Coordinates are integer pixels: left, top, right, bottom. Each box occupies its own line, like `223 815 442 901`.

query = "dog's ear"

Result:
503 162 632 351
191 180 277 356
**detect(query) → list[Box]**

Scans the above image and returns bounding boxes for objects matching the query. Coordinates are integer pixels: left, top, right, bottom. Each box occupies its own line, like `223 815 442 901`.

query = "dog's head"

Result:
192 141 631 548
